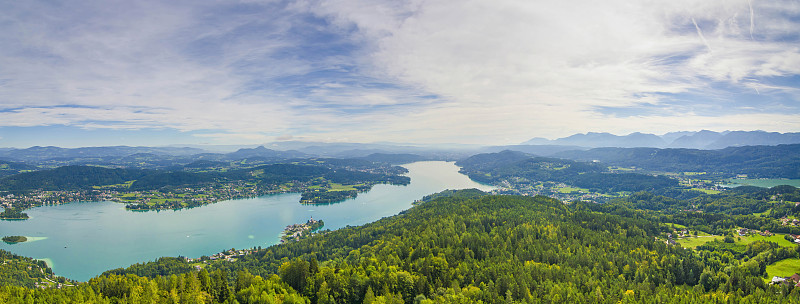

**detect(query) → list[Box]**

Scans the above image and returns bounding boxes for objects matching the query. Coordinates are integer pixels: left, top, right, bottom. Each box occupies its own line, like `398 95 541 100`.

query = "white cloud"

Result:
0 0 798 145
300 0 800 142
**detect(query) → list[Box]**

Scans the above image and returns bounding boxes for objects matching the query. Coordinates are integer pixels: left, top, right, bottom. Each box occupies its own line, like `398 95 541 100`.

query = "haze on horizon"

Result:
1 0 799 148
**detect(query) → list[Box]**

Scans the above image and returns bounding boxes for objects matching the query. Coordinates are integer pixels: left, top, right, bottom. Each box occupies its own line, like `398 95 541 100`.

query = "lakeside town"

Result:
0 181 293 212
281 217 325 243
0 179 381 214
183 217 325 269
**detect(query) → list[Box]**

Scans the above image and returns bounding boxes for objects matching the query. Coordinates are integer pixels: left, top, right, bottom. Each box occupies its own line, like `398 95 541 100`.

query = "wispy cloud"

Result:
691 17 713 53
0 0 798 146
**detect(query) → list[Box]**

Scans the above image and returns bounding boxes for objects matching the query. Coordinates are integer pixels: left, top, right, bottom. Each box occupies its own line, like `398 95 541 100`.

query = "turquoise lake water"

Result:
0 161 493 281
722 178 800 188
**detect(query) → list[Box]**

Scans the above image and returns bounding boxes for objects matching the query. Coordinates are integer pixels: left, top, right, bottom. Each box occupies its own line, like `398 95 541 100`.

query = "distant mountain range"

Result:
0 144 433 172
0 146 207 163
553 144 800 178
522 130 800 149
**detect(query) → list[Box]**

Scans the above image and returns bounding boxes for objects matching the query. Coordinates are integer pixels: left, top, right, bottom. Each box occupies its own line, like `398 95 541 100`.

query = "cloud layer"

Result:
1 0 798 145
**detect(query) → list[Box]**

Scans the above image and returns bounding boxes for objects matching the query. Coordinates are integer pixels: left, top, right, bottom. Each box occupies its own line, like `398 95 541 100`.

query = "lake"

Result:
722 178 800 188
0 161 493 281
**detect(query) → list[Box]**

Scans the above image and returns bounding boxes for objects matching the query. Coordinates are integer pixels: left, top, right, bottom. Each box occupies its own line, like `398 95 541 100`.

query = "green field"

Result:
750 210 771 217
690 188 721 194
677 235 723 248
558 186 586 193
766 258 800 280
329 183 358 191
737 234 797 247
663 222 687 229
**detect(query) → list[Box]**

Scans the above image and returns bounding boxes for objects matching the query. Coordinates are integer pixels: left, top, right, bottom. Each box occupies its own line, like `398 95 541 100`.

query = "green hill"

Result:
0 166 148 191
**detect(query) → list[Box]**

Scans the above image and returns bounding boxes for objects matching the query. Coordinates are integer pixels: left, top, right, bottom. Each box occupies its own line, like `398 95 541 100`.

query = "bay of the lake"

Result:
0 161 493 281
723 178 800 188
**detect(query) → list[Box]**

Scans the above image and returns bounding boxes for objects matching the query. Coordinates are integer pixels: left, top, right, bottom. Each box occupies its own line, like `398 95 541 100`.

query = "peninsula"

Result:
281 217 324 243
0 159 410 212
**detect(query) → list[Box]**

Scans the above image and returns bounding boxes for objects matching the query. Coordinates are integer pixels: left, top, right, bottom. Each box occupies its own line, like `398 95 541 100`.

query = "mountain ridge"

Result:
523 130 800 149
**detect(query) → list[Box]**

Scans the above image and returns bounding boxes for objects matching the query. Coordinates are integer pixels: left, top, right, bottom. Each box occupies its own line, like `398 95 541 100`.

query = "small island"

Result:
2 236 28 244
0 208 29 220
300 190 358 204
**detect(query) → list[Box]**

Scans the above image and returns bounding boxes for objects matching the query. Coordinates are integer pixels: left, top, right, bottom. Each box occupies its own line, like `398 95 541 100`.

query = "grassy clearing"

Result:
682 172 707 176
677 235 723 249
329 183 357 191
663 223 688 229
766 258 800 280
750 210 770 217
558 186 587 194
737 234 796 247
690 188 721 194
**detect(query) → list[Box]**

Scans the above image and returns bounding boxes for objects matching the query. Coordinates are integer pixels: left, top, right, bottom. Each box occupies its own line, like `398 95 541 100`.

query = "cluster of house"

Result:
784 234 800 244
674 229 692 238
0 190 95 209
771 273 800 287
185 248 258 265
737 228 773 237
494 181 607 203
662 228 693 245
281 217 322 243
676 177 724 193
781 217 800 226
1 181 289 212
33 278 74 289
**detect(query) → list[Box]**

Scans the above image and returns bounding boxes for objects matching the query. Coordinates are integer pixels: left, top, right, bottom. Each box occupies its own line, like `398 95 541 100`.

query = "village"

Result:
0 257 74 289
184 247 260 267
0 181 301 213
491 179 612 203
659 225 800 247
771 273 800 287
181 217 325 270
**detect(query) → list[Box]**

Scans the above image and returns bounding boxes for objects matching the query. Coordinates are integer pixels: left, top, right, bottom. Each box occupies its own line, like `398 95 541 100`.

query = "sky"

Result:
1 0 799 148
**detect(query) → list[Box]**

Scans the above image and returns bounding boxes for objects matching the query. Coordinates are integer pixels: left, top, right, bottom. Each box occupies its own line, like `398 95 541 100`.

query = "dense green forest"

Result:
5 193 800 303
0 160 35 178
0 166 149 191
457 151 677 194
0 208 28 219
0 250 65 289
0 162 410 193
300 190 358 204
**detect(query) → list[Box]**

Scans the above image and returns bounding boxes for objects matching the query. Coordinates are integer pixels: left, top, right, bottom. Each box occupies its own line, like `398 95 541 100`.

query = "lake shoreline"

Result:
0 161 494 281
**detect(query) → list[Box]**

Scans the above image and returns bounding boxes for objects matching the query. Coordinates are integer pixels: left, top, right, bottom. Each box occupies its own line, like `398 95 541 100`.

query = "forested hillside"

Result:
457 152 677 194
0 163 409 192
0 250 64 289
5 193 797 303
0 166 149 191
555 144 800 178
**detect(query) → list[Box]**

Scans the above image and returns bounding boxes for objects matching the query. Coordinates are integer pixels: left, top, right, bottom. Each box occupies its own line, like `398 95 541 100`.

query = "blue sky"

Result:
1 0 799 148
